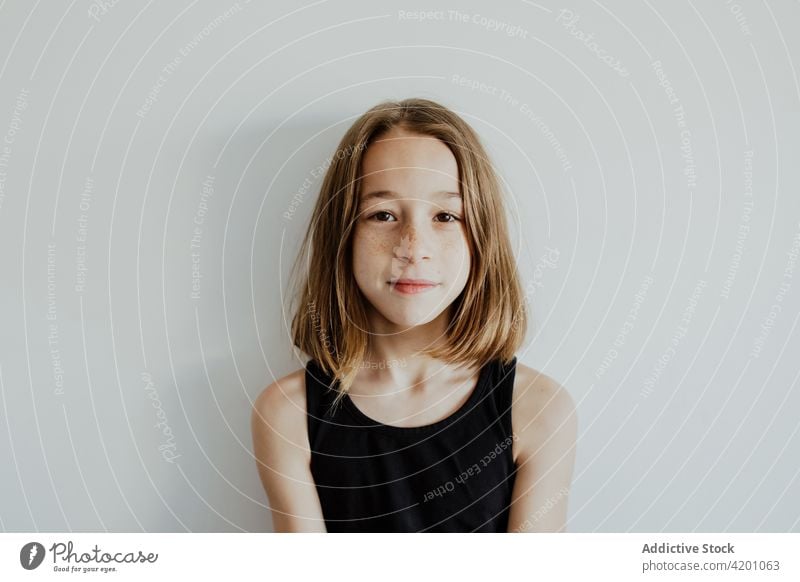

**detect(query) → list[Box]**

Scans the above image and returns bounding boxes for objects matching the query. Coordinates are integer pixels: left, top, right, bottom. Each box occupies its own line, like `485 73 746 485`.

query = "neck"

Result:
358 307 465 391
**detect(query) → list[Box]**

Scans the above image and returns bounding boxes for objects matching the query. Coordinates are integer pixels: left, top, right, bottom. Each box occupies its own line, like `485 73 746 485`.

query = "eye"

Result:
367 210 396 222
435 212 461 223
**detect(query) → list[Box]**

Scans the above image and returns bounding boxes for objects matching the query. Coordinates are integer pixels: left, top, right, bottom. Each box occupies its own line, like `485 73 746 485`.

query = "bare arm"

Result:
507 365 577 533
251 371 327 532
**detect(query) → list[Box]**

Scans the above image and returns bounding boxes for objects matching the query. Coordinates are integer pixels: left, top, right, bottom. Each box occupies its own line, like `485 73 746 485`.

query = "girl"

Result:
251 98 576 532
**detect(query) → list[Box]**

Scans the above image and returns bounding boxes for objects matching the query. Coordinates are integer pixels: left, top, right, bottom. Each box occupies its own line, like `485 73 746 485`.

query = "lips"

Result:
388 278 439 294
391 278 437 285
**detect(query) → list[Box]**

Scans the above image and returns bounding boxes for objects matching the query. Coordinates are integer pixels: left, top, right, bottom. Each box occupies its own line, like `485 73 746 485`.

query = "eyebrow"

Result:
359 190 462 204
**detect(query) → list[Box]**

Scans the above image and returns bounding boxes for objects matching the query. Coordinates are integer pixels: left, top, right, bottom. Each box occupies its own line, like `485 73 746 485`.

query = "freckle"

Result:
364 231 391 253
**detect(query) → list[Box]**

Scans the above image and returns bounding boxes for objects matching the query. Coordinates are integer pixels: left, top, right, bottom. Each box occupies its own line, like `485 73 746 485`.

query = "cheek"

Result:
442 230 471 261
446 233 472 288
352 228 393 273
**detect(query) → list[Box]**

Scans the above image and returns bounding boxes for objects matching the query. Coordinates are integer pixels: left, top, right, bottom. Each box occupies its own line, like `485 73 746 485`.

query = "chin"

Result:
374 303 450 329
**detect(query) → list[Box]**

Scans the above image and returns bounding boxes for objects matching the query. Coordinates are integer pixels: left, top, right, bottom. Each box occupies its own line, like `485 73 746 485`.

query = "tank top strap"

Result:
304 359 343 447
482 356 518 438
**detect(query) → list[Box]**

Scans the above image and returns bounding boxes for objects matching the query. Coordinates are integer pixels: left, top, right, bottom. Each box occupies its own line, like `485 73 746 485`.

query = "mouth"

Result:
388 279 439 295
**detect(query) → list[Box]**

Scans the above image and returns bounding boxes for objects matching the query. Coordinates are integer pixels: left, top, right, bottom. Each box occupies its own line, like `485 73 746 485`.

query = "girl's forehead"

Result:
361 135 458 180
358 189 463 207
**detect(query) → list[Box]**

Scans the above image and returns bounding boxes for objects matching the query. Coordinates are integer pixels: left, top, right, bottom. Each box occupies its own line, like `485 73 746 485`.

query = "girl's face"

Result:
351 126 471 331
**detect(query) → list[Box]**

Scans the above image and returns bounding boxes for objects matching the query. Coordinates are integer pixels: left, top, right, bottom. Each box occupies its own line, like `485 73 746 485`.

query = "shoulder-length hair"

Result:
288 97 528 408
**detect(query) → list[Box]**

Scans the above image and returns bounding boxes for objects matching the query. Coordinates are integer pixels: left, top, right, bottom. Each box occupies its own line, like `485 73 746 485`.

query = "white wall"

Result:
0 0 798 532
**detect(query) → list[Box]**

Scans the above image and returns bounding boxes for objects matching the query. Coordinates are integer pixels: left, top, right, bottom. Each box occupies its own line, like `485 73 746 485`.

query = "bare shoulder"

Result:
251 367 309 450
251 366 327 531
507 362 578 532
511 363 578 462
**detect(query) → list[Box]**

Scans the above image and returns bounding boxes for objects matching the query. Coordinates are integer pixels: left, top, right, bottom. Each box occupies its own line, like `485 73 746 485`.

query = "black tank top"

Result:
305 356 518 532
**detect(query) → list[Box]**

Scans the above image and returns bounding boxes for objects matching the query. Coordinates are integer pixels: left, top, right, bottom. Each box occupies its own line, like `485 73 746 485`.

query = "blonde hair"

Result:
288 97 528 409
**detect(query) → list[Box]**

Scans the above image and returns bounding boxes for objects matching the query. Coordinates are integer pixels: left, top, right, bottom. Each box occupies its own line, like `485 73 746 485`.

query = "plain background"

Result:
0 0 798 532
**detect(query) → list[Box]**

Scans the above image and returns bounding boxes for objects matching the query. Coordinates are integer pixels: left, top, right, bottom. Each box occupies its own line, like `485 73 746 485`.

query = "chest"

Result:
347 369 480 428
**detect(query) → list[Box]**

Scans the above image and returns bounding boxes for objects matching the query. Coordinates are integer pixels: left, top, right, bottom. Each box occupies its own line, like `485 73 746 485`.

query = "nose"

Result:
393 219 432 264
